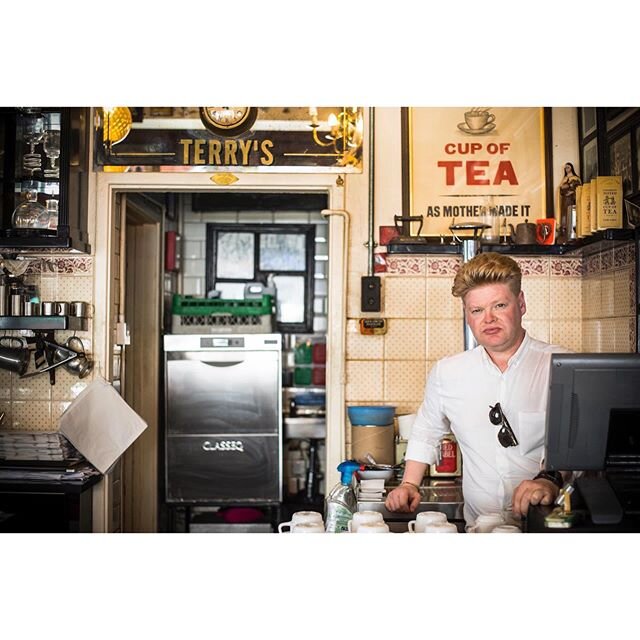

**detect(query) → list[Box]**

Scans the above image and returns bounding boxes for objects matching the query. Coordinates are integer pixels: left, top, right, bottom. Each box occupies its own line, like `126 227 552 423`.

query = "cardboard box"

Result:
575 185 582 237
596 175 623 229
579 182 591 237
590 179 599 234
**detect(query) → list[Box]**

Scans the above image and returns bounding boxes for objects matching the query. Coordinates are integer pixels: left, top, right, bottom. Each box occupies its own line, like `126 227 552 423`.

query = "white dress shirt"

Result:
405 332 570 525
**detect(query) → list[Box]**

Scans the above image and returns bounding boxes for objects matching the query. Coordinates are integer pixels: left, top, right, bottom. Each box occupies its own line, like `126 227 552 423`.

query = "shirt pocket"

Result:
516 411 546 459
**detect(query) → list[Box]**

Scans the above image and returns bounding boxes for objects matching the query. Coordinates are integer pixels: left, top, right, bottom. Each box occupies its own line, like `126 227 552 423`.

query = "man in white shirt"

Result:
385 252 569 526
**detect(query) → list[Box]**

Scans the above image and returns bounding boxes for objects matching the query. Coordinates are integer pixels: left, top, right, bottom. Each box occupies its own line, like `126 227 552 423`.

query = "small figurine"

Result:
558 162 582 243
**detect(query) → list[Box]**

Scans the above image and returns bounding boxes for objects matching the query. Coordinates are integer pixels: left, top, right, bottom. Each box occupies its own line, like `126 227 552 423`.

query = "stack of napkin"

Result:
358 478 387 501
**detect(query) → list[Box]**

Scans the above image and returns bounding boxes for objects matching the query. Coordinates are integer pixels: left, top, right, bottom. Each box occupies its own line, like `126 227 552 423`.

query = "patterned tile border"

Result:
516 257 549 277
25 256 94 275
601 248 614 273
614 244 635 269
386 256 426 275
426 256 461 276
585 253 601 276
550 257 583 277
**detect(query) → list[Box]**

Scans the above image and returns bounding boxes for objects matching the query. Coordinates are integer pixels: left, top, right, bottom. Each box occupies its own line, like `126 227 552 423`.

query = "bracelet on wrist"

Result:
533 471 563 489
400 481 421 492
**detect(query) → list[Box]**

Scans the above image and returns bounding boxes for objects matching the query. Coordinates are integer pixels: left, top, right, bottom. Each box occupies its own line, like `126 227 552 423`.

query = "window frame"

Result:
205 223 316 333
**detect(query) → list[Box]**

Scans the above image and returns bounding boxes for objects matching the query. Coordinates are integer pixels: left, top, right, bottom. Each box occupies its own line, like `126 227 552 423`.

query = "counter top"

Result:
357 479 464 524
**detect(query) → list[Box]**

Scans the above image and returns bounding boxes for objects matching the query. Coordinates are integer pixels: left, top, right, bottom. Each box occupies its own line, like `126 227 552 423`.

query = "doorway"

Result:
122 194 163 532
93 172 348 532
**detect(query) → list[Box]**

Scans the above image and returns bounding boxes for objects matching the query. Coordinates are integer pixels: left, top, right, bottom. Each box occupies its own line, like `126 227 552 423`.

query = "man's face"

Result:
463 283 526 354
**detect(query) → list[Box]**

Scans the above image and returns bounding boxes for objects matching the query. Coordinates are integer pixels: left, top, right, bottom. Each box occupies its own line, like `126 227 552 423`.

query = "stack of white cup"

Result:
278 510 324 533
408 510 458 533
466 513 521 533
348 510 389 533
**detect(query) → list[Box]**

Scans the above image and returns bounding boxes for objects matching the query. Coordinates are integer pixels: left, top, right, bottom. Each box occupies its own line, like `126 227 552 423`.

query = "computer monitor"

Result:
544 353 640 472
543 353 640 524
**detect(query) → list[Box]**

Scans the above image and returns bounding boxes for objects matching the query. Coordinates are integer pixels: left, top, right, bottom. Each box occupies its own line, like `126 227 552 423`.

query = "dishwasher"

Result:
163 333 282 504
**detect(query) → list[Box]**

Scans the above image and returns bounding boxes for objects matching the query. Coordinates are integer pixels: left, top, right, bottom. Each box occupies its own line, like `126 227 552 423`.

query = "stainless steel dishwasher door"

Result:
164 334 282 504
166 350 280 435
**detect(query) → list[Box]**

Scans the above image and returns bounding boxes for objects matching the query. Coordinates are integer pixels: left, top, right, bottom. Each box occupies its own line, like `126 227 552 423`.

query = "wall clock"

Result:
199 107 258 137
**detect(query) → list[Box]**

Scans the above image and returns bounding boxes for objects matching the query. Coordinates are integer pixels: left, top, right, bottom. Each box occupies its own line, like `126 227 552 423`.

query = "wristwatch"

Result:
533 470 563 489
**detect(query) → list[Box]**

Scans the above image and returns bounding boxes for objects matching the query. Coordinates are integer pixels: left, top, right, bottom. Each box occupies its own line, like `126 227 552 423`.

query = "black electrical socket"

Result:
361 275 381 312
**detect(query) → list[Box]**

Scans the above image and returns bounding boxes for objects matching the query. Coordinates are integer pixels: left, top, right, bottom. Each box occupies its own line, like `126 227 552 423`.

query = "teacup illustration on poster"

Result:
457 108 496 135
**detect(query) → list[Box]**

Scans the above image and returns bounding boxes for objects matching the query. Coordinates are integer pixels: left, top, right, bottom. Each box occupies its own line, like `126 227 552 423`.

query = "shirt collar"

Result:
480 330 530 373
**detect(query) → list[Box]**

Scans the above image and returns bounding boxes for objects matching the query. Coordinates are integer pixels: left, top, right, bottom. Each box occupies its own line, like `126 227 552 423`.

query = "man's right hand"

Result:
384 483 422 513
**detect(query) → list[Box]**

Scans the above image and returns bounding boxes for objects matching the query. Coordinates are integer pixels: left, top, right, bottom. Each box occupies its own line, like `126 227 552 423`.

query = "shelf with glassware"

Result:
0 108 91 253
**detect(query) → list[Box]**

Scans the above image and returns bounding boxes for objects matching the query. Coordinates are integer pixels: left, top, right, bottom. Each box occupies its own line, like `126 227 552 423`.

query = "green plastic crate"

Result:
172 294 274 317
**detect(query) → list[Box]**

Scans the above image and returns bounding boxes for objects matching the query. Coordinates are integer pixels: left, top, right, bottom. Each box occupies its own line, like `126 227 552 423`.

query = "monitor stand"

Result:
576 477 624 525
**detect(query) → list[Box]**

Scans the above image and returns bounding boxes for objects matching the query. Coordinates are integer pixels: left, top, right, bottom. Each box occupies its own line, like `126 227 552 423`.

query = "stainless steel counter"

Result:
357 479 464 532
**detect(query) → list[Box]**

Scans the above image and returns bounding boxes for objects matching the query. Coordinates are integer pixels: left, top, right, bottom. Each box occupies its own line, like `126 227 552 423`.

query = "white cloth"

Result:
59 376 147 474
405 332 570 525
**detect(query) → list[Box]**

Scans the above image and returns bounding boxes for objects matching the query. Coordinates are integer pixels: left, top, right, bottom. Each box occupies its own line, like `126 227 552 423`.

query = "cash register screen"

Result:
544 353 640 471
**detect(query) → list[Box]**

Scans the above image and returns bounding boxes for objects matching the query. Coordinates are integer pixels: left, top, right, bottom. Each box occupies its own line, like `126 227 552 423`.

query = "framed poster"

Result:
582 138 599 183
404 107 551 237
609 132 633 196
581 107 597 137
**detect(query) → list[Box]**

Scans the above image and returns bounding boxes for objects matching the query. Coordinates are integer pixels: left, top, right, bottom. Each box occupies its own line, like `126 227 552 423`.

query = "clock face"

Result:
199 107 258 136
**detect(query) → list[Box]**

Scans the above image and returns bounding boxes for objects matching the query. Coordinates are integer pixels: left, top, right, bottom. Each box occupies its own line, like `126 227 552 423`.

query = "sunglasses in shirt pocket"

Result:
516 411 546 458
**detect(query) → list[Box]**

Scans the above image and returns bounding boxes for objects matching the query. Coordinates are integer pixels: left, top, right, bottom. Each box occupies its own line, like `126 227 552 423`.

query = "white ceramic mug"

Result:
408 510 448 533
422 522 458 534
466 513 505 533
291 522 325 534
357 521 390 534
347 510 384 533
278 510 323 533
490 524 522 534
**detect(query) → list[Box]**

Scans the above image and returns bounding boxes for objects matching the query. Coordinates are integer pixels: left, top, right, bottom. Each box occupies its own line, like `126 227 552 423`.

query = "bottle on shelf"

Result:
11 186 49 229
45 198 59 230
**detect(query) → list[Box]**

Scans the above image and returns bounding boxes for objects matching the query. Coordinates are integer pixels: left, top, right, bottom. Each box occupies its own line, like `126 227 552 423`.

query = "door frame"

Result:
93 170 348 505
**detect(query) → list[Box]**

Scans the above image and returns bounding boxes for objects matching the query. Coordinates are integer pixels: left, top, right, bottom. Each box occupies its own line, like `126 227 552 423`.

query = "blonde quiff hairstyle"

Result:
451 252 522 299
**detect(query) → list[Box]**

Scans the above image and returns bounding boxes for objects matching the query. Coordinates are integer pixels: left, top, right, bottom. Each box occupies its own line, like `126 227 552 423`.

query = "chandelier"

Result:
308 107 363 166
102 106 132 153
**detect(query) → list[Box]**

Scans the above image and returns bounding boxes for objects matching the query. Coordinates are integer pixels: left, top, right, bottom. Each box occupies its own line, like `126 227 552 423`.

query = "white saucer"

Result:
457 122 496 135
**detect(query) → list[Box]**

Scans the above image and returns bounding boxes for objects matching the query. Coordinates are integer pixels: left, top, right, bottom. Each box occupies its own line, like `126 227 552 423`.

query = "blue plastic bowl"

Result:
347 405 396 426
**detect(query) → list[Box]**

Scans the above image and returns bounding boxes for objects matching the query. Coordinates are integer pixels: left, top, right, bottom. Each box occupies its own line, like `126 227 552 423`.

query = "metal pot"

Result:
508 219 537 245
53 336 94 378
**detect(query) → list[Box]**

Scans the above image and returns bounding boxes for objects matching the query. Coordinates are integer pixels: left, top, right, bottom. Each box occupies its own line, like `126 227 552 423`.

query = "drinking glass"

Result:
43 130 61 177
22 116 45 175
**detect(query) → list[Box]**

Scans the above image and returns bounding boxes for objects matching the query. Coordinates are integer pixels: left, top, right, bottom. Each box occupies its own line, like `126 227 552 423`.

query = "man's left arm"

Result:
512 471 564 517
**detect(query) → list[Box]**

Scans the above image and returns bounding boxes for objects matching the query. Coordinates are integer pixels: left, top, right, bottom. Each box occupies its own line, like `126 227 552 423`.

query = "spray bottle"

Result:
324 460 361 532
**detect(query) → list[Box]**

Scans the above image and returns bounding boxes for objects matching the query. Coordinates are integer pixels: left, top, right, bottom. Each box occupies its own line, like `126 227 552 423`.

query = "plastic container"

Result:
294 341 312 364
347 405 396 426
171 293 274 317
311 366 326 386
294 366 312 386
312 343 326 364
351 423 395 465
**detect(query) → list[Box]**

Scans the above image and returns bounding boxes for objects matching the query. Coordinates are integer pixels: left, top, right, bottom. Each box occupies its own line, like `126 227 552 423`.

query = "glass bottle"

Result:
45 198 59 230
11 188 49 229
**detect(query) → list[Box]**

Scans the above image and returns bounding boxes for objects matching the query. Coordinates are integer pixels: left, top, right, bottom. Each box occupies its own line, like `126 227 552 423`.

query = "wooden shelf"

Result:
386 228 636 256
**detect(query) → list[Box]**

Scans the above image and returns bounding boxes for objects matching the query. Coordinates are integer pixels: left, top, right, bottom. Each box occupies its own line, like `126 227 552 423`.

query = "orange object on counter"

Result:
535 218 556 245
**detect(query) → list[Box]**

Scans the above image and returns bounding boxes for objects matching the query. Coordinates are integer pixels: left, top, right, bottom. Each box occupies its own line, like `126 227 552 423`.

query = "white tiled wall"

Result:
344 249 637 450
